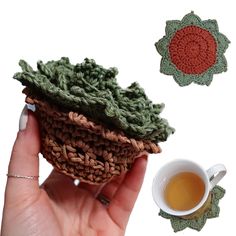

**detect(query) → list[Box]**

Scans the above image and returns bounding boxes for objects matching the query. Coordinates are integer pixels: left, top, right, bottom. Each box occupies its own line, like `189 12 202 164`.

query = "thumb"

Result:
5 105 40 202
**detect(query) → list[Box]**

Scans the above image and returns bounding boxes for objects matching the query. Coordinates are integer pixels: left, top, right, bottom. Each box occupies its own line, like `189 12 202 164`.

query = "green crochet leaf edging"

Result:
155 12 230 86
159 185 225 232
14 57 174 143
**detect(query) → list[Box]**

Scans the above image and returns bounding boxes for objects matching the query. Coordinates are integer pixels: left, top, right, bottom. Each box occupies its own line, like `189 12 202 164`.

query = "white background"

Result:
0 0 235 235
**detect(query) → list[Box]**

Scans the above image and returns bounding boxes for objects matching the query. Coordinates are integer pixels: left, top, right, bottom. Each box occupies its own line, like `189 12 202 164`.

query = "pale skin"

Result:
1 111 148 236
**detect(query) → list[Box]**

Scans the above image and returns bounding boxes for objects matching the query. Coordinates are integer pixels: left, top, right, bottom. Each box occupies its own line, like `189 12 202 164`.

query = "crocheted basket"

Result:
25 90 161 184
14 58 174 184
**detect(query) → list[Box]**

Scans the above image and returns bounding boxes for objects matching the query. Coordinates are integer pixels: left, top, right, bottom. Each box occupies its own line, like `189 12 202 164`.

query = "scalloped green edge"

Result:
159 185 225 232
14 57 174 143
155 12 230 86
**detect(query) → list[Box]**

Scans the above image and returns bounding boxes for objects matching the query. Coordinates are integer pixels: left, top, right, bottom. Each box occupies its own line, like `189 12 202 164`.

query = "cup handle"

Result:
206 164 226 190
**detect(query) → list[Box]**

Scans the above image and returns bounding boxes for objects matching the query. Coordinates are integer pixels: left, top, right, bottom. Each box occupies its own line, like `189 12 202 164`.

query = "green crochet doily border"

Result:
159 185 225 232
14 57 174 142
155 12 230 86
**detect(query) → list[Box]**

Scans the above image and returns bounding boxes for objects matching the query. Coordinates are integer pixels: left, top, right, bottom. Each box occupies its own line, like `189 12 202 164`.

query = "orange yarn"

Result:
169 26 217 74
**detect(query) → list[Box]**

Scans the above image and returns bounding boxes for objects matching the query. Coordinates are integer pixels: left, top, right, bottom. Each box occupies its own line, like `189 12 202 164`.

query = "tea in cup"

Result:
152 159 226 217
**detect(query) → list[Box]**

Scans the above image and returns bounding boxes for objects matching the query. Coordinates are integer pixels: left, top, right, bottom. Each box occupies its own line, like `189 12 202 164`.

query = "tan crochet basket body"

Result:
25 92 161 184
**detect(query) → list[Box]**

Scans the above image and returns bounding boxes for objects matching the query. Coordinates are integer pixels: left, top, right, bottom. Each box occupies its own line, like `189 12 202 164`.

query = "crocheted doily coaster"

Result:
155 12 230 86
14 58 174 184
159 185 225 232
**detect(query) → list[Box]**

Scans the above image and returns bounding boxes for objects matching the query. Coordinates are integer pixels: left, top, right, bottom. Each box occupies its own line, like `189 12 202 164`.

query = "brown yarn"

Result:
24 88 161 184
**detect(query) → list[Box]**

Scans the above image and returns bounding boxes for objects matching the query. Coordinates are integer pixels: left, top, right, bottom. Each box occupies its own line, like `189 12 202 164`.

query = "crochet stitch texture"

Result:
14 57 174 142
155 12 230 86
159 185 225 232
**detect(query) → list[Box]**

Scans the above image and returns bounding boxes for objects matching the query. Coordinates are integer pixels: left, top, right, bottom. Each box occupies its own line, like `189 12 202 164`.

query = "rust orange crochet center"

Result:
169 26 217 74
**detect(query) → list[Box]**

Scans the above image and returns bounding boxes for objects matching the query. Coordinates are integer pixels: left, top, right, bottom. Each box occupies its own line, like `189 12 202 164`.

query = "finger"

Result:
98 152 148 203
5 106 40 202
107 155 148 230
98 173 126 200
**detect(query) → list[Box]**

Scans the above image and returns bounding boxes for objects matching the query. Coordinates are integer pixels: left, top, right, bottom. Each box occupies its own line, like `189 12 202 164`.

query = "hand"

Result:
1 107 148 236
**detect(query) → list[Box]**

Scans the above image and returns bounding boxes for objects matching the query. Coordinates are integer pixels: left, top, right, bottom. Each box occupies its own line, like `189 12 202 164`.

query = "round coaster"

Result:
159 185 225 232
155 12 230 86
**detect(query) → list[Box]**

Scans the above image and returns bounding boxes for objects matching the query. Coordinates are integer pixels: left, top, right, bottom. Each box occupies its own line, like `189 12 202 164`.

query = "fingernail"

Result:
19 105 28 131
136 151 148 159
27 104 36 112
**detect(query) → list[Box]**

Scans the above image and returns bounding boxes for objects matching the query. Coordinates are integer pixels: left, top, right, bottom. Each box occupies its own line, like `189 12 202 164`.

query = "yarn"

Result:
159 186 225 232
24 90 161 184
14 57 174 142
155 12 230 86
169 25 217 74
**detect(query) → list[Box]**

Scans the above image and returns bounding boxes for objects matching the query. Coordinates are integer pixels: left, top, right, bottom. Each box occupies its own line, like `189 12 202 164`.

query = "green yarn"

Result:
159 185 225 232
155 12 230 86
14 57 174 142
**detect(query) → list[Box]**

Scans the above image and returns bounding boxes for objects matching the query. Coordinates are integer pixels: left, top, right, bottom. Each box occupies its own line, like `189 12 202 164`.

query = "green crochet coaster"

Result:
159 185 225 232
155 12 230 86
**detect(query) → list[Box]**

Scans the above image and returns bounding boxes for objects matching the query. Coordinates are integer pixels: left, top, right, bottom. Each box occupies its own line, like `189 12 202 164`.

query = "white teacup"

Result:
152 159 226 217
